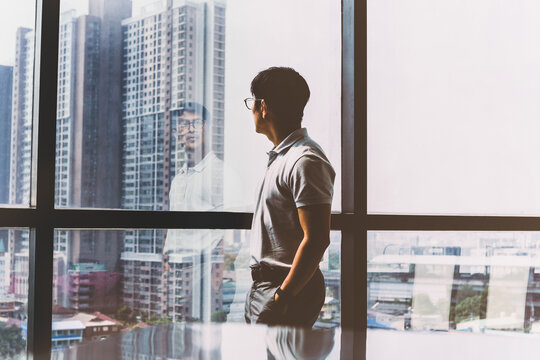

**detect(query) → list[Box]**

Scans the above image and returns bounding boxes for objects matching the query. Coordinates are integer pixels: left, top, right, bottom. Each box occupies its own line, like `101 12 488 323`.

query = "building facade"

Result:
9 28 33 209
8 29 34 272
0 65 12 270
0 65 13 206
64 263 122 312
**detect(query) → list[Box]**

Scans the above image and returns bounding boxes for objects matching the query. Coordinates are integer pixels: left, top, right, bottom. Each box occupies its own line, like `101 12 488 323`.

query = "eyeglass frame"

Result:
177 117 204 132
243 97 264 110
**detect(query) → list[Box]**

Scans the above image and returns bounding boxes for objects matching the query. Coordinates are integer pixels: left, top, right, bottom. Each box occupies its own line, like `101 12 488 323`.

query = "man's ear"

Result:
261 99 268 119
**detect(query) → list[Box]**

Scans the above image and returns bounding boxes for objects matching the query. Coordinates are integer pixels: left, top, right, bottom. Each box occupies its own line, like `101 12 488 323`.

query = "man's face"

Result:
177 111 204 152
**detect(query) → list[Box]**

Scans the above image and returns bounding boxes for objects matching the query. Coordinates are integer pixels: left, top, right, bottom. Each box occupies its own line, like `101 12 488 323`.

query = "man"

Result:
244 67 335 327
165 103 225 322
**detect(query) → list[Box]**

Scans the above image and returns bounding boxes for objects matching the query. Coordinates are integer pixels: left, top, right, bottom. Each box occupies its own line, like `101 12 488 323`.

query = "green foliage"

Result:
116 306 133 323
115 305 139 326
328 252 339 270
455 285 477 304
211 310 227 323
113 306 174 329
454 287 488 324
224 253 236 271
146 316 173 325
0 324 25 358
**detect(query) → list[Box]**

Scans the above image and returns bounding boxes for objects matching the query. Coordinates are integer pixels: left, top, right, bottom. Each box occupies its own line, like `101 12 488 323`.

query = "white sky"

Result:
222 0 341 211
1 0 342 211
368 0 540 215
0 0 35 65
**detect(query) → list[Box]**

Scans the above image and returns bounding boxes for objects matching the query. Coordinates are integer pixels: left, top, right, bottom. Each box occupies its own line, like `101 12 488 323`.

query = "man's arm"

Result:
275 203 331 302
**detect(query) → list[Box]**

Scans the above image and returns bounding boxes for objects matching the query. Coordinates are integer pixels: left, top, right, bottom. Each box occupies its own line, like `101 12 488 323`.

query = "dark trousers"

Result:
244 266 325 327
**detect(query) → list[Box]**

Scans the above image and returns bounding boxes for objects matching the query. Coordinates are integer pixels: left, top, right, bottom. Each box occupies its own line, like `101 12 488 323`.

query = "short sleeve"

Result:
289 154 336 207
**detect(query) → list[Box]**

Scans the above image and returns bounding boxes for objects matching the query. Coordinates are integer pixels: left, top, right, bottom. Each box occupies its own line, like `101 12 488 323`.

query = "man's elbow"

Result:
304 235 330 252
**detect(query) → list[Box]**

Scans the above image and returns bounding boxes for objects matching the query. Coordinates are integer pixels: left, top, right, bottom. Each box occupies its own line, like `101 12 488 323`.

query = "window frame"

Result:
0 0 360 359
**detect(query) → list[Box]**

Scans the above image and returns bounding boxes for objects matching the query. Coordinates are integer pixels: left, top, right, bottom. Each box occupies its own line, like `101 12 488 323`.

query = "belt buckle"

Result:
251 265 263 281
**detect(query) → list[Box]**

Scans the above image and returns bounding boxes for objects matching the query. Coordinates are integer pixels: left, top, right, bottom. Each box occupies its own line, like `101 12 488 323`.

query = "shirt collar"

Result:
179 152 216 175
266 128 307 167
272 128 308 154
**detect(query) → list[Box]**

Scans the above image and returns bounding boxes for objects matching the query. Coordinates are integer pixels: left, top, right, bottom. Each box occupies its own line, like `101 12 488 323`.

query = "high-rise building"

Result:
9 28 33 209
0 65 13 206
65 263 122 312
120 0 226 319
54 1 130 307
8 28 34 292
9 1 131 303
56 0 131 272
0 65 13 258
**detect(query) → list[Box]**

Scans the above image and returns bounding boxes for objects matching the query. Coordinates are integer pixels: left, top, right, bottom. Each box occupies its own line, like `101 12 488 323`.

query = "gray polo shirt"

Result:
250 128 335 268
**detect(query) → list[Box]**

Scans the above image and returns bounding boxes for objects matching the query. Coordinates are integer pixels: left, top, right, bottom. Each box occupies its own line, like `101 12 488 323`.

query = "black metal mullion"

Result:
340 0 364 358
27 0 60 358
8 208 540 231
356 0 368 357
46 210 254 229
27 227 53 360
0 208 355 230
366 215 540 231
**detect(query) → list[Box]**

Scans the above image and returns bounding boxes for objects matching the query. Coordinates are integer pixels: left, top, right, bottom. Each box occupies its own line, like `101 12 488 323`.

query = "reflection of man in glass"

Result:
164 103 225 323
169 103 223 211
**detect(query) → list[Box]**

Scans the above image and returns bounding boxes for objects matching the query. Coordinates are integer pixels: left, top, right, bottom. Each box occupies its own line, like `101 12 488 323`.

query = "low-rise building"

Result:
52 320 85 349
65 312 121 341
23 319 85 349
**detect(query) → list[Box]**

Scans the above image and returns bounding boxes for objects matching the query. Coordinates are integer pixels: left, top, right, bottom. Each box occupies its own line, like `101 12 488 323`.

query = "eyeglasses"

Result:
244 97 263 110
177 118 203 131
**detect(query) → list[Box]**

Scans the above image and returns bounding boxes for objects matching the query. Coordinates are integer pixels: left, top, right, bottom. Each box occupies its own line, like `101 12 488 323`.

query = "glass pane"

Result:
0 229 29 358
51 229 340 349
1 0 36 206
368 1 540 215
319 231 341 326
368 231 540 359
55 0 341 212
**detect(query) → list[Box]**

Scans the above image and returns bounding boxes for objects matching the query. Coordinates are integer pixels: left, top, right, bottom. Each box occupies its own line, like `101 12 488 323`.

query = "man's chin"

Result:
184 144 202 153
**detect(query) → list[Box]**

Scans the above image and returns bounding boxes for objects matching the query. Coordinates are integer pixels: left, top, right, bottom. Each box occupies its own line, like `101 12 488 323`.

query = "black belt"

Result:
250 263 290 283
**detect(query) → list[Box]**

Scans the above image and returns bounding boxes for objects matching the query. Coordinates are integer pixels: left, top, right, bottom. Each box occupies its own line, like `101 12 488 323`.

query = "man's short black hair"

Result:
250 67 310 124
176 102 210 123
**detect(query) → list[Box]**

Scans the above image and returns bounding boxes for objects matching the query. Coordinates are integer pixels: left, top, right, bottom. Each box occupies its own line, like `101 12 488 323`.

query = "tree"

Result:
328 252 340 270
211 310 227 323
224 253 237 271
116 305 137 325
0 324 25 358
147 316 173 325
454 287 488 324
455 284 477 304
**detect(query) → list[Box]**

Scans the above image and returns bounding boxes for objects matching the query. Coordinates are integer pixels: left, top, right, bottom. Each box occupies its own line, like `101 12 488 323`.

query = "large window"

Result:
0 0 353 358
366 1 540 359
52 0 341 213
